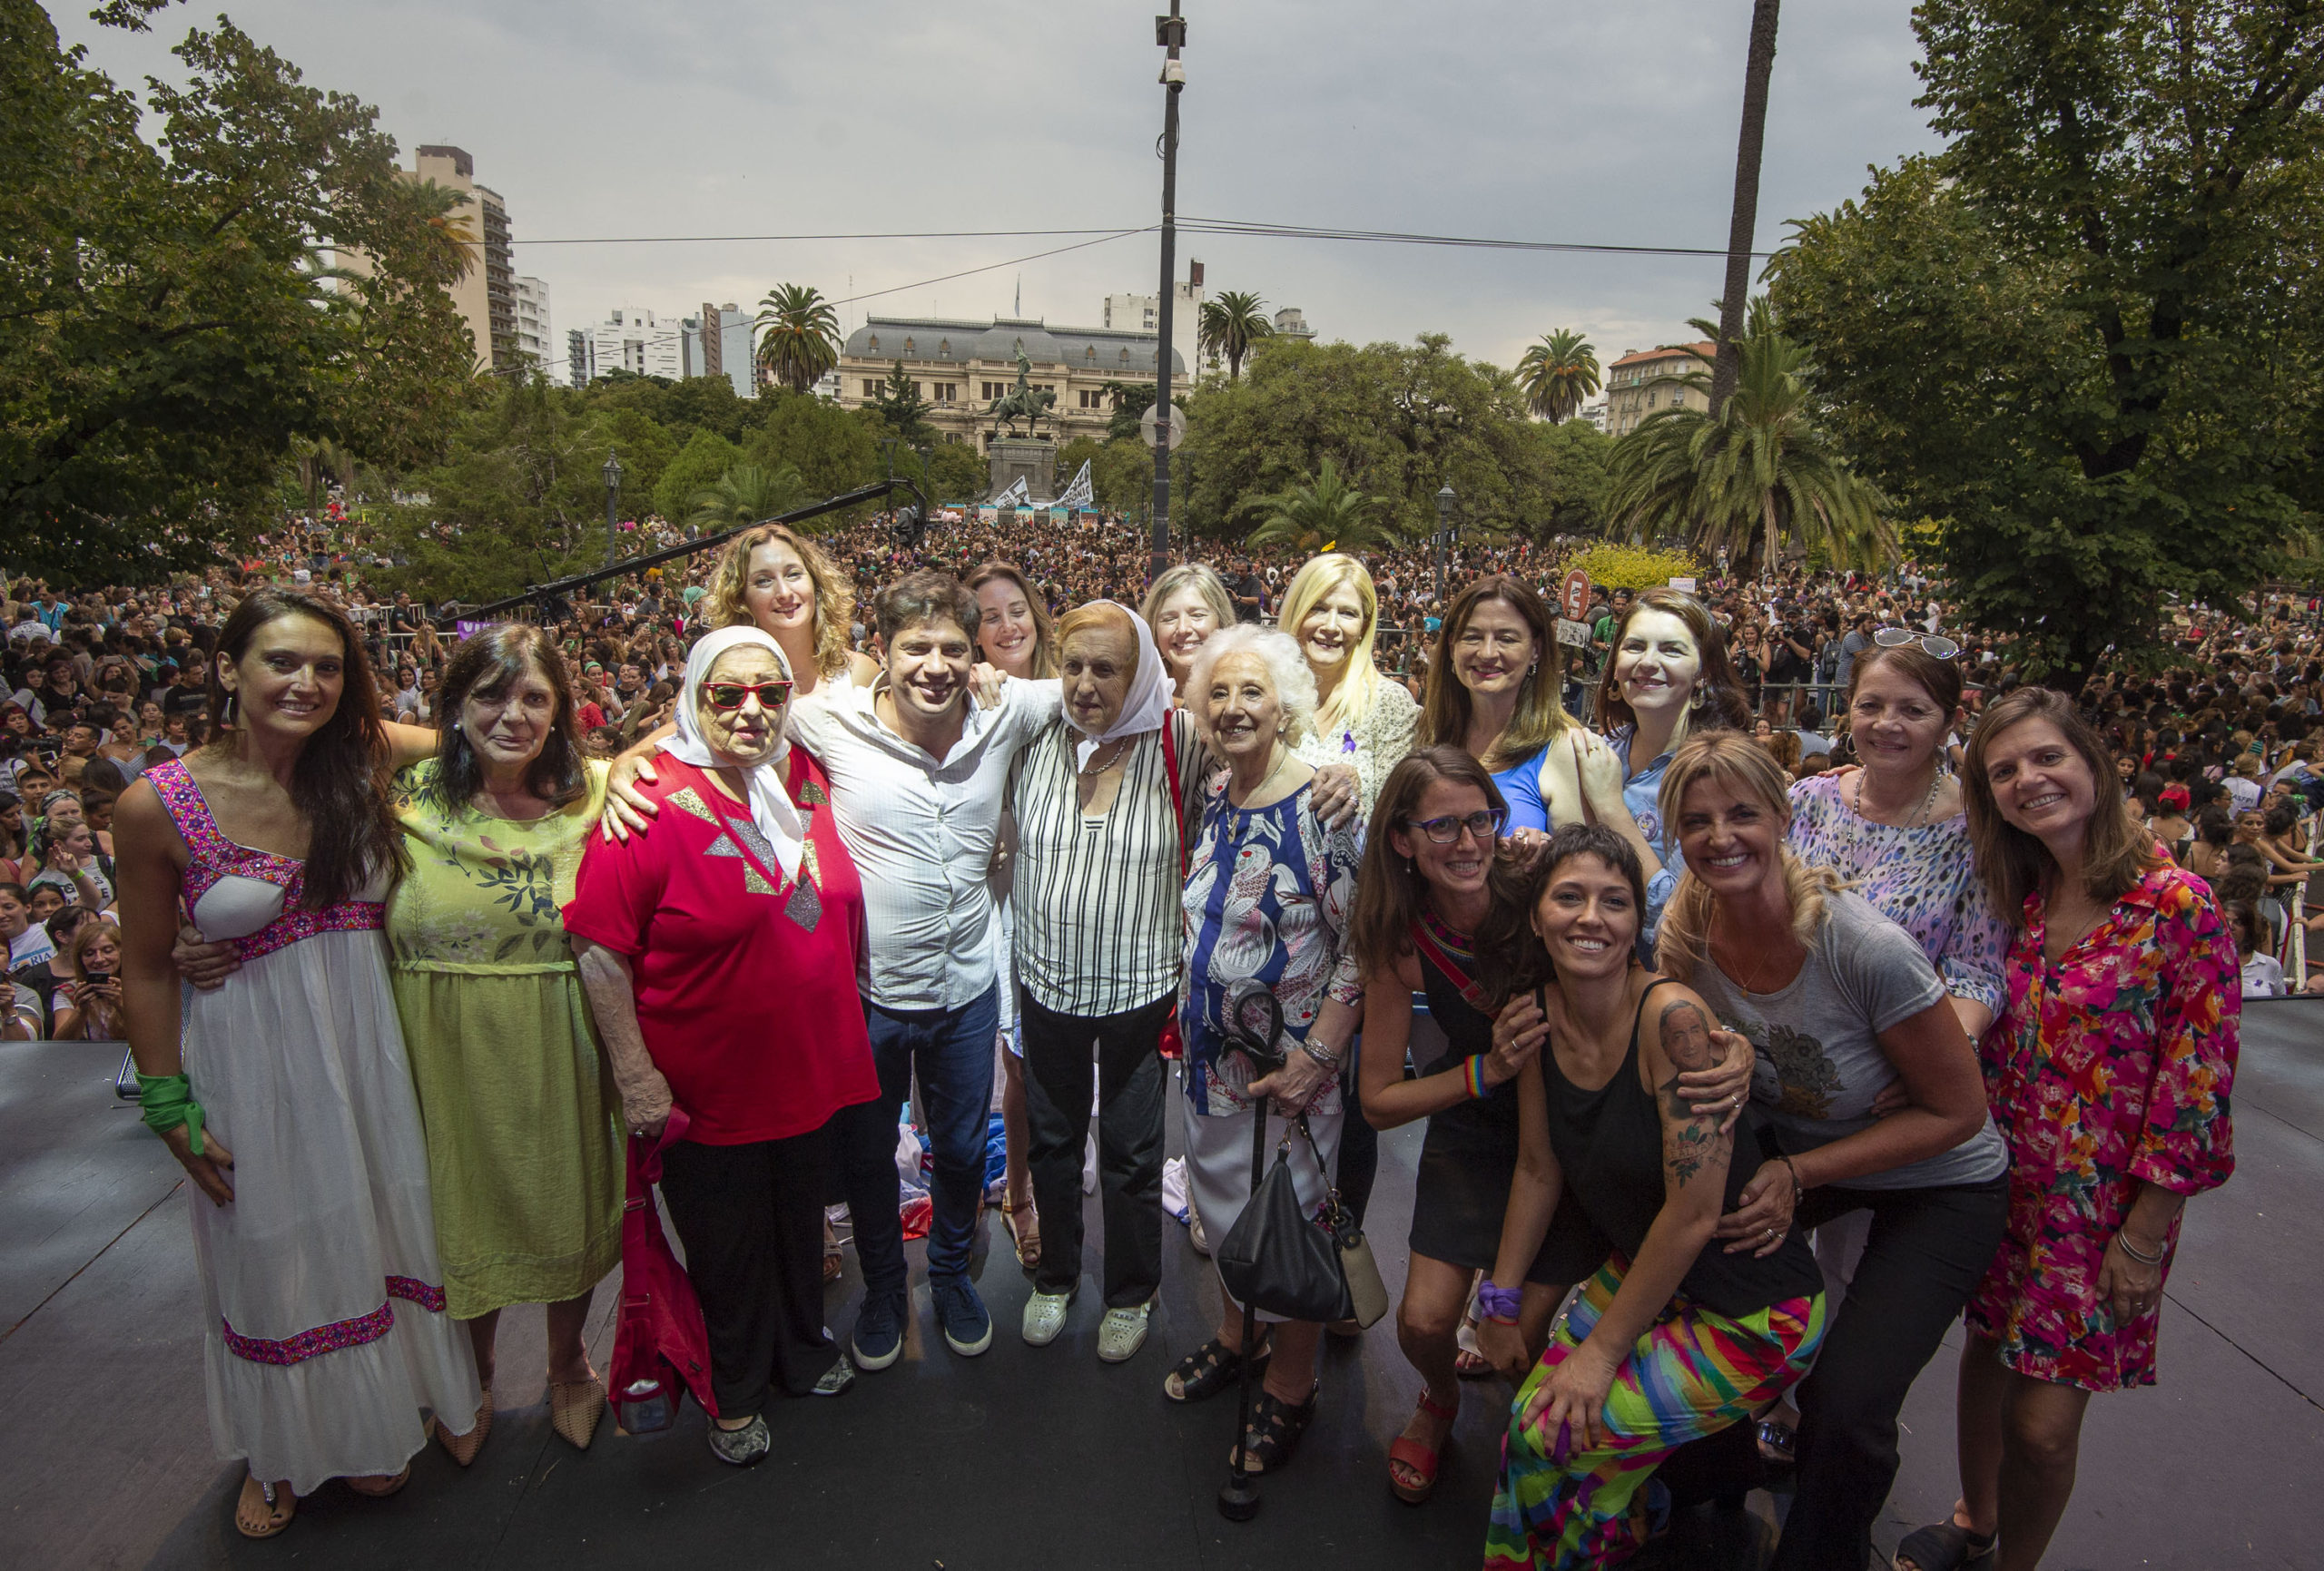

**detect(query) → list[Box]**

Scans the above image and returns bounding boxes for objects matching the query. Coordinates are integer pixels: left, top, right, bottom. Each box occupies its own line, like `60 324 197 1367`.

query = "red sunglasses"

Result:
701 680 793 712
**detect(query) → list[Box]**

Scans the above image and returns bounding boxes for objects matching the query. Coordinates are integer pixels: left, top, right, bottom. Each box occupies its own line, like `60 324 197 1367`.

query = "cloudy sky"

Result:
58 0 1943 380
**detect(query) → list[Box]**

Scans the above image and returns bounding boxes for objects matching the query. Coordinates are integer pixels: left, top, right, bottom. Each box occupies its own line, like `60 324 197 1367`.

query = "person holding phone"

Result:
53 918 124 1039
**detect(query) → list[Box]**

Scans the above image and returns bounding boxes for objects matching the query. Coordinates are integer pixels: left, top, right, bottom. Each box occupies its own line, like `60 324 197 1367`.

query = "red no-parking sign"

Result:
1561 569 1591 622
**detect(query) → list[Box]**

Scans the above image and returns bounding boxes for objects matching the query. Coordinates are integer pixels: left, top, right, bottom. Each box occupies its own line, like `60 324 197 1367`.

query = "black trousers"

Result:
1019 990 1171 1307
656 1122 837 1419
1660 1175 2010 1571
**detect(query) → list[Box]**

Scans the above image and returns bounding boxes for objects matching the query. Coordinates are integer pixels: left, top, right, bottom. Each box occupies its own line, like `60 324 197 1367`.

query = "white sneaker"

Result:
1188 1201 1211 1258
1022 1288 1075 1347
1097 1301 1152 1363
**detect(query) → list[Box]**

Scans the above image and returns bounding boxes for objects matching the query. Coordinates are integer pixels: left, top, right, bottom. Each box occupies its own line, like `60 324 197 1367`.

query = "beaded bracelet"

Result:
1464 1055 1489 1100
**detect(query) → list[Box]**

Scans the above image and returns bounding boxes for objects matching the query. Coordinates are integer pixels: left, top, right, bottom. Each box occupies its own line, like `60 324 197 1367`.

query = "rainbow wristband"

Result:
136 1073 206 1156
1464 1055 1490 1101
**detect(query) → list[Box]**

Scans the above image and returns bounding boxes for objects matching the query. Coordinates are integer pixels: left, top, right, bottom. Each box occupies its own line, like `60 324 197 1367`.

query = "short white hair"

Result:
1185 623 1318 749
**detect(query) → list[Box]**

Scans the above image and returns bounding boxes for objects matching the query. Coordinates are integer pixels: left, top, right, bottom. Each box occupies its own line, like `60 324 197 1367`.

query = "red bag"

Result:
1158 718 1188 1061
608 1108 720 1433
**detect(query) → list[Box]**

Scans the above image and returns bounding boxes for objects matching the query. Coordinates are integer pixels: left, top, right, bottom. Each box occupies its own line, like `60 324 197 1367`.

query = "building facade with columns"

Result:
833 316 1189 450
1604 341 1715 438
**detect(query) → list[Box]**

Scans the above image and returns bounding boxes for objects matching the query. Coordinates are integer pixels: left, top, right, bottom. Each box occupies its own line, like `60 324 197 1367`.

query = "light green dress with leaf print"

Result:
387 759 621 1319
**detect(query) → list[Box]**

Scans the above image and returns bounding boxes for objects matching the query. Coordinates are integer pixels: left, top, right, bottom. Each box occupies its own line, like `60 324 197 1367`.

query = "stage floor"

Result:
4 1003 2317 1570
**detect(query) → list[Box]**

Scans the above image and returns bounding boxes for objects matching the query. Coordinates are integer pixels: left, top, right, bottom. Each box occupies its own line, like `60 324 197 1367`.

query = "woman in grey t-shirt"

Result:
1649 732 2007 1571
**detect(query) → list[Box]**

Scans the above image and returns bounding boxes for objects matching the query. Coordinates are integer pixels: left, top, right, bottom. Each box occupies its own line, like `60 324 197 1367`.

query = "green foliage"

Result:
686 464 808 533
916 439 987 506
1179 334 1589 544
0 2 477 581
1198 290 1273 381
742 392 878 501
1605 308 1890 574
1099 380 1157 442
1241 457 1409 553
869 358 933 443
654 429 743 522
1769 0 2324 681
1092 438 1155 514
1515 329 1604 424
753 283 840 397
1568 543 1703 592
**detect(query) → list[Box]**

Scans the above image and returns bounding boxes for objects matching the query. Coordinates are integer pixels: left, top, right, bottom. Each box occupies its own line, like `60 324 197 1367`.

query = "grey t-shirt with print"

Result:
1692 889 2007 1191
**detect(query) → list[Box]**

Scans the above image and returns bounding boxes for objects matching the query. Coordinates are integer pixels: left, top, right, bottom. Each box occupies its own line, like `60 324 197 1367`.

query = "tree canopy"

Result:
1771 0 2324 680
1 0 478 581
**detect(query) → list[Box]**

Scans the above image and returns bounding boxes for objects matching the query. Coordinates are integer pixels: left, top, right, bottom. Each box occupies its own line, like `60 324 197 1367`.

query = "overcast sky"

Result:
58 0 1943 380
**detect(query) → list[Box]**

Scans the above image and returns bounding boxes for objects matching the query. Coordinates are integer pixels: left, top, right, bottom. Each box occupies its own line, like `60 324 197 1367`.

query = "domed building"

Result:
834 313 1189 451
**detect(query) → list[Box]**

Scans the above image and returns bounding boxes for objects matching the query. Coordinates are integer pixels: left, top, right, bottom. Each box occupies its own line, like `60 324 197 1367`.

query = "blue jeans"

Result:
838 986 1000 1296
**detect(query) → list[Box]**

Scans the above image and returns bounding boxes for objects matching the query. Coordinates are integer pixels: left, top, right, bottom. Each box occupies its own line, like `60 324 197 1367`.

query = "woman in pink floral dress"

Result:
1899 688 2238 1571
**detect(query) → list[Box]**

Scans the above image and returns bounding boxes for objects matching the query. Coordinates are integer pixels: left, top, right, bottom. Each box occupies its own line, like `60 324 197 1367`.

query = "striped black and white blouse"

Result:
1008 708 1206 1019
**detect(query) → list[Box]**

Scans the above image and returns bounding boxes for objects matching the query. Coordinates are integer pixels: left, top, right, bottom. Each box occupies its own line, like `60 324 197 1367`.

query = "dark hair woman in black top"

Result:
1473 824 1827 1571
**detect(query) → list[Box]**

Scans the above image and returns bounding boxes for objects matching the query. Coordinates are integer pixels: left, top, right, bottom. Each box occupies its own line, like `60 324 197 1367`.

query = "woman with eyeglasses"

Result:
1347 749 1754 1505
565 627 880 1466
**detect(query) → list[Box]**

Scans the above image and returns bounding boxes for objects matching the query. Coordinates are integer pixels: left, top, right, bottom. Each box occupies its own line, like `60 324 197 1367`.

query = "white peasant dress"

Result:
148 760 479 1495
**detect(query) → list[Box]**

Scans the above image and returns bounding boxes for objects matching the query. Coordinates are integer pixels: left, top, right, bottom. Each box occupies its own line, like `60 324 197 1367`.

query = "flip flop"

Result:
343 1464 411 1499
1894 1520 1997 1571
233 1475 295 1539
1002 1194 1041 1272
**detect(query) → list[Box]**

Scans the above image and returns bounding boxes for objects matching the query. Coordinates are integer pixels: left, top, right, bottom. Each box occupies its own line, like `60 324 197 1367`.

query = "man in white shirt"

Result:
783 573 1060 1370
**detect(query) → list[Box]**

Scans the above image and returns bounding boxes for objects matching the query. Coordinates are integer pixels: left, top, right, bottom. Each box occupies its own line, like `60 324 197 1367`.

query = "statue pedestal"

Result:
987 437 1056 504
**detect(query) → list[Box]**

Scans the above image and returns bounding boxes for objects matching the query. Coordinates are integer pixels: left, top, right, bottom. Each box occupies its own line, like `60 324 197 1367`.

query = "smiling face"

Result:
1060 622 1136 737
1613 608 1702 716
1676 774 1787 901
1849 662 1950 778
1203 650 1283 766
1389 778 1495 898
1452 596 1537 701
743 540 818 640
1151 585 1219 678
1978 717 2099 849
218 613 345 740
77 927 120 977
464 656 558 776
975 577 1040 677
1296 583 1368 677
1531 851 1640 981
882 615 975 724
694 646 789 767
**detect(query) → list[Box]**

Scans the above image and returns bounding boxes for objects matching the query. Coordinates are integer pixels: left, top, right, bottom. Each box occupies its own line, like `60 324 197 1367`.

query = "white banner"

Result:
1057 459 1094 510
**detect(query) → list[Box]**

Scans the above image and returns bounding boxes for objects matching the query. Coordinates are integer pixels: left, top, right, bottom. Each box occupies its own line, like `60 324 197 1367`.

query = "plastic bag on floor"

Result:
1161 1155 1191 1225
900 1192 932 1241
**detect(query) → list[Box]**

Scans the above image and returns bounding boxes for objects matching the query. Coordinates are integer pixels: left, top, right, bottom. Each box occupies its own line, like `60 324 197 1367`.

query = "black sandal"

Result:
1893 1520 1996 1571
1163 1333 1269 1403
1233 1384 1318 1474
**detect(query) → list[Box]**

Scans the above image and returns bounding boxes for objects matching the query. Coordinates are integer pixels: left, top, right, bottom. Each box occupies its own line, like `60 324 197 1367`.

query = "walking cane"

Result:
1217 979 1285 1523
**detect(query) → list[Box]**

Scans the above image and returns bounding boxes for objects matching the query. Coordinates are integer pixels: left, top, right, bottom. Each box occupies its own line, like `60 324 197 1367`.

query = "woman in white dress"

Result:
116 590 478 1539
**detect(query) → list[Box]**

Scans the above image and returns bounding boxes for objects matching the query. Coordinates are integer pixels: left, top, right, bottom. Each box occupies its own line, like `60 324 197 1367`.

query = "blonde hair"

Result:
704 524 854 678
1140 564 1236 653
1275 553 1381 740
1651 731 1841 981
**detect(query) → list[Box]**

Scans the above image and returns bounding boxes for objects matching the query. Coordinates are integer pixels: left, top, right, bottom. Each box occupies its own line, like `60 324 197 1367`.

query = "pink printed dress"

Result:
150 759 479 1493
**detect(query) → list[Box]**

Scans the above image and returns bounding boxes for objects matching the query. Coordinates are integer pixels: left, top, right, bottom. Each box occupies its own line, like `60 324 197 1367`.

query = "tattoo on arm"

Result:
1659 998 1715 1073
1659 1072 1728 1187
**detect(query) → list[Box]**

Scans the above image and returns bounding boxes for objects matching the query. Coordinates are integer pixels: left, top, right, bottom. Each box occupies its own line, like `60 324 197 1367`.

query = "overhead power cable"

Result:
1178 216 1775 260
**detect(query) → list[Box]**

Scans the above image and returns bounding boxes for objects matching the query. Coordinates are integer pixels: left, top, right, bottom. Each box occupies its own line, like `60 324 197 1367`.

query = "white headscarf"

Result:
1068 601 1175 771
665 625 806 881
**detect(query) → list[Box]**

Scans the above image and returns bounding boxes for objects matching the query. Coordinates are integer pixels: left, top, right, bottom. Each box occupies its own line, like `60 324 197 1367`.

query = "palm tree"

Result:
1514 329 1603 423
1606 303 1888 576
1709 0 1783 414
1240 457 1408 553
1198 290 1273 381
688 464 810 534
753 283 842 397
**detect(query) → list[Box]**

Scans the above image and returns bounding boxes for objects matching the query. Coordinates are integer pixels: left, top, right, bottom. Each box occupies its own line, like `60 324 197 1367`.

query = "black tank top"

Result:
1411 918 1519 1154
1539 978 1823 1319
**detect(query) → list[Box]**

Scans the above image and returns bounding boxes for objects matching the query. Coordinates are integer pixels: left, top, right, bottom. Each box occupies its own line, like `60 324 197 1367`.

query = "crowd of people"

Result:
0 501 2288 1567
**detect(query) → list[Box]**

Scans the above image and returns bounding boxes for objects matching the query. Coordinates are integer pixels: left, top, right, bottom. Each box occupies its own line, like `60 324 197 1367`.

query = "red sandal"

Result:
1387 1389 1458 1504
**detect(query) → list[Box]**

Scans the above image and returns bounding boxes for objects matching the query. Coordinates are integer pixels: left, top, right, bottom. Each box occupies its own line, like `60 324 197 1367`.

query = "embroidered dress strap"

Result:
1409 911 1488 1009
144 756 302 906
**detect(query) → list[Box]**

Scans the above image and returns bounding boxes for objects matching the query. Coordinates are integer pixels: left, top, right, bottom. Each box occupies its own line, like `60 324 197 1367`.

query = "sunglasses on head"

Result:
1404 807 1508 844
701 680 793 712
1873 626 1960 660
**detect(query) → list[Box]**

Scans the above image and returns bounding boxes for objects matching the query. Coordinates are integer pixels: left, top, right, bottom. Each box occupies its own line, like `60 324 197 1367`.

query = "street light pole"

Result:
602 449 624 567
1434 484 1456 607
1149 2 1187 583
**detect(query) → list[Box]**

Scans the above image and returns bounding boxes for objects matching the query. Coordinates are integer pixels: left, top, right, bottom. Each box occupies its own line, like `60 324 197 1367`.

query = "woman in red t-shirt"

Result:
566 626 877 1467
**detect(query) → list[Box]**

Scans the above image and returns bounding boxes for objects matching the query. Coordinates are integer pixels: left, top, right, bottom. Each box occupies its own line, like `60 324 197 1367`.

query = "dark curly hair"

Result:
1472 822 1649 1009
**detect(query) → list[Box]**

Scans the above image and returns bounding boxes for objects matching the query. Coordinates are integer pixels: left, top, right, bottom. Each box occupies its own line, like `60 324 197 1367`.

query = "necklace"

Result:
1078 735 1133 776
1228 742 1290 816
1710 918 1796 995
1852 763 1945 831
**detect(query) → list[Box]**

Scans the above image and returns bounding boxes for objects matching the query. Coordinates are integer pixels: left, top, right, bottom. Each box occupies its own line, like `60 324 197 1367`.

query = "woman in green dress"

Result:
388 623 622 1460
180 623 625 1459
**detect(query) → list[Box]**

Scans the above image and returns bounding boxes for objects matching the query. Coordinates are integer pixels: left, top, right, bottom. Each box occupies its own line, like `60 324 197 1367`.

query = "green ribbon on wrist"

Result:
136 1073 205 1156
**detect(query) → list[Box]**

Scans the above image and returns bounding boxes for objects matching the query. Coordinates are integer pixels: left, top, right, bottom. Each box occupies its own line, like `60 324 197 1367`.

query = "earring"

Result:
219 691 239 726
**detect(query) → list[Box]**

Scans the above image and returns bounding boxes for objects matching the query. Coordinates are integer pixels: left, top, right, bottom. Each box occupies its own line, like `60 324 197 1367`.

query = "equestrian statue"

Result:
984 346 1056 437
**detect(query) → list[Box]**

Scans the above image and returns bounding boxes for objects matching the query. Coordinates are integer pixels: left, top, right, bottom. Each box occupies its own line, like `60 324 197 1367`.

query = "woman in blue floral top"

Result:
1164 625 1364 1480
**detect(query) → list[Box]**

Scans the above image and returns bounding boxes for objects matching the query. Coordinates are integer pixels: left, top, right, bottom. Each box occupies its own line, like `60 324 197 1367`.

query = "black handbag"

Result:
1216 1116 1355 1324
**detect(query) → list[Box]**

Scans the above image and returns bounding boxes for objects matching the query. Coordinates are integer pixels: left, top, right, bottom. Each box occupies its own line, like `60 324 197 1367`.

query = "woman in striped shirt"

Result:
1007 602 1196 1363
